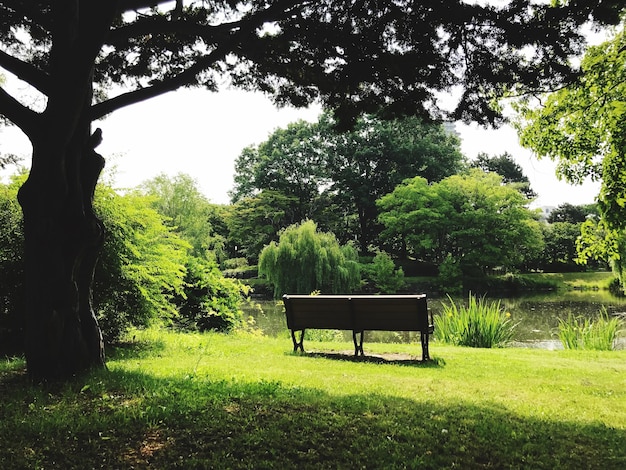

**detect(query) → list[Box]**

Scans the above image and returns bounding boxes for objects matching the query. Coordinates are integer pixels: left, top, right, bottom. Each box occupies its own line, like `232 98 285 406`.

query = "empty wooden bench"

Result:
282 294 433 360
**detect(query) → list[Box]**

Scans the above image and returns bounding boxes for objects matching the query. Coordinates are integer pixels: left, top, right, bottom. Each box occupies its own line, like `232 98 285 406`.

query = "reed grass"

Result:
557 307 624 350
435 294 517 348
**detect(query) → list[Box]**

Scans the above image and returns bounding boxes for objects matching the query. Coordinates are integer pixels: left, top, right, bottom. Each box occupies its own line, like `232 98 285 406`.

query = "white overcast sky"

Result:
1 85 600 208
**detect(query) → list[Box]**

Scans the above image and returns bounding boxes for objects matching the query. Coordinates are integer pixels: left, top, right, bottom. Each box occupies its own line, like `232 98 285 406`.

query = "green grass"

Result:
1 329 626 469
524 271 615 290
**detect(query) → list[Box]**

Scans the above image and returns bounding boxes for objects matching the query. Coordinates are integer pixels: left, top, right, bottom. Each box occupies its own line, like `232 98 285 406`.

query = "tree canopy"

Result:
258 220 360 298
515 24 626 228
377 170 543 275
471 152 536 199
231 113 465 254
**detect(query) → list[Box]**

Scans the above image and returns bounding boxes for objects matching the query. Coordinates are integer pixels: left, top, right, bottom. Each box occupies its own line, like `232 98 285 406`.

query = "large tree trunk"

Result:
13 1 117 381
18 123 106 381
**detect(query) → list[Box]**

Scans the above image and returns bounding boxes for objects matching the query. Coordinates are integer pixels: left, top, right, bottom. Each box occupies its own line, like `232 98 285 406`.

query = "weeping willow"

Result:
259 220 361 298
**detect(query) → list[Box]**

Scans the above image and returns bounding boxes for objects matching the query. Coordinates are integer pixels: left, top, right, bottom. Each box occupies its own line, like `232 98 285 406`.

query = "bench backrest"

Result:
283 295 353 330
282 294 429 332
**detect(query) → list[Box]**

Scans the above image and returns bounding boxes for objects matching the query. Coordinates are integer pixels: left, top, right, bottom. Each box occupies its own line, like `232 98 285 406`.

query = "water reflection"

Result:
242 290 626 348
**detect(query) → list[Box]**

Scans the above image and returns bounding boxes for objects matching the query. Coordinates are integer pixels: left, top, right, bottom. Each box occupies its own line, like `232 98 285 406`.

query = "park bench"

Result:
282 294 433 360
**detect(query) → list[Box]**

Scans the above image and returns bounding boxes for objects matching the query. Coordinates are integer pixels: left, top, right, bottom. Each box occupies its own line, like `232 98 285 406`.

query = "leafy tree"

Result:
258 220 360 298
227 190 299 263
0 174 25 353
141 173 226 261
539 222 586 272
516 26 625 227
547 203 597 224
362 251 406 294
0 1 620 379
577 217 626 290
138 173 248 332
174 256 248 333
231 114 465 253
471 152 536 199
377 170 544 274
515 26 626 285
324 114 464 252
229 121 329 224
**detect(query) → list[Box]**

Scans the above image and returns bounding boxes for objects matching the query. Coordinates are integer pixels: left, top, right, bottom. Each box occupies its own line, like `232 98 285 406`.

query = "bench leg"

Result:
421 331 430 361
291 329 305 353
353 330 364 356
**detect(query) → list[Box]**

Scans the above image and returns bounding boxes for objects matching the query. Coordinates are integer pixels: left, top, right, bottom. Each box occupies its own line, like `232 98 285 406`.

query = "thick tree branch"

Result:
0 85 40 138
0 50 49 95
90 48 224 120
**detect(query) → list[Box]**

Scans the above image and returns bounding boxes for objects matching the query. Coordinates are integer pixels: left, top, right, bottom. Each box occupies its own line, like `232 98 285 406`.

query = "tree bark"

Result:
17 123 106 381
10 0 118 382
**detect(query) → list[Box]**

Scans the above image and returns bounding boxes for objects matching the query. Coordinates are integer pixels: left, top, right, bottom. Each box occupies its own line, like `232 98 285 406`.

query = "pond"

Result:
241 290 626 349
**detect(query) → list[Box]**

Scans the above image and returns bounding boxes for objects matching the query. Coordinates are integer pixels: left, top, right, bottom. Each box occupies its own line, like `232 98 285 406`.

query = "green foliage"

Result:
0 174 25 351
175 256 248 332
139 174 248 333
258 220 361 298
94 186 189 342
378 170 544 274
227 190 299 263
231 114 465 254
557 309 624 351
547 203 598 224
576 217 626 291
435 294 517 348
471 152 536 199
141 173 227 261
515 26 626 231
362 251 406 293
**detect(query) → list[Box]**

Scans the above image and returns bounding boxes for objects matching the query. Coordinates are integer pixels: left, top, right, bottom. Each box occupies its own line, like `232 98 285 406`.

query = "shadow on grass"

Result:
296 350 445 367
1 364 624 469
105 336 167 361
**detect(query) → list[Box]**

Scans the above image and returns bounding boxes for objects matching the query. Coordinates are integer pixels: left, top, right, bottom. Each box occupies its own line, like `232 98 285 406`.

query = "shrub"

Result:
362 251 405 293
557 308 623 350
437 255 463 293
174 256 249 332
435 294 517 348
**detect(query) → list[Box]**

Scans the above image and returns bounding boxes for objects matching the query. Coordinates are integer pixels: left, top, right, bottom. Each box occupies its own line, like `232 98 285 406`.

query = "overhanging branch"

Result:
0 50 49 95
0 85 41 138
90 48 224 120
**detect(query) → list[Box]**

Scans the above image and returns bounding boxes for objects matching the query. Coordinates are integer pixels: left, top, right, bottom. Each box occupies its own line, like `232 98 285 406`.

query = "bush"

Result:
435 294 517 348
362 251 405 293
437 255 463 293
557 308 623 350
175 256 249 332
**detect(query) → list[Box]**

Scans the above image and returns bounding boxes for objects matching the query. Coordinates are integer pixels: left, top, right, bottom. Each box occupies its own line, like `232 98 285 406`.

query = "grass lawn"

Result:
1 329 625 469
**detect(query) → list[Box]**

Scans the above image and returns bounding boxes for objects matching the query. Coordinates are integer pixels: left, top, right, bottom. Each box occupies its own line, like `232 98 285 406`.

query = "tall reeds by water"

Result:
557 308 624 350
435 294 517 348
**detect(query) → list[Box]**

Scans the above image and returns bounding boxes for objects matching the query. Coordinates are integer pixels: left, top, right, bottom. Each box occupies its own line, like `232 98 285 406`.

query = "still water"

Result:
241 290 626 349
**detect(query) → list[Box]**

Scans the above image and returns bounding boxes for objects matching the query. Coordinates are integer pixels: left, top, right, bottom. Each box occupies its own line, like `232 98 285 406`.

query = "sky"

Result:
1 85 601 208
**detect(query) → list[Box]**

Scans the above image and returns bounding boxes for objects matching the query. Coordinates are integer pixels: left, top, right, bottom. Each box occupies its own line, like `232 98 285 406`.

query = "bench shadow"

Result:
292 350 445 368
